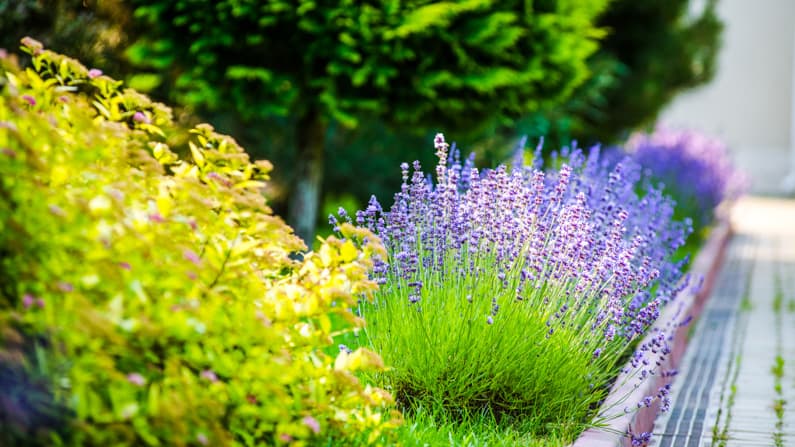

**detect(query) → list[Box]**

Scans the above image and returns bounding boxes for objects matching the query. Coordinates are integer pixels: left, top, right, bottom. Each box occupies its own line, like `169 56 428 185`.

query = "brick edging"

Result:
570 219 733 447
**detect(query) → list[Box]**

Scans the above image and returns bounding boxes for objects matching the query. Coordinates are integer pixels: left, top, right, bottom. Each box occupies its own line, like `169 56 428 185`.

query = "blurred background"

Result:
661 0 795 196
3 0 761 243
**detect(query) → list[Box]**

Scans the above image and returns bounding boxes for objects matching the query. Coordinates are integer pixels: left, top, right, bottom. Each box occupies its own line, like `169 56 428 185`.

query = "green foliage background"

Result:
122 0 611 242
548 0 723 146
0 0 722 240
127 1 605 130
0 0 132 71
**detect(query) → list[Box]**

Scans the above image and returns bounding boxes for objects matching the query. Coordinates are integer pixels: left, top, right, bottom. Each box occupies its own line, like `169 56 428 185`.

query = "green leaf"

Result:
226 66 273 83
127 74 163 93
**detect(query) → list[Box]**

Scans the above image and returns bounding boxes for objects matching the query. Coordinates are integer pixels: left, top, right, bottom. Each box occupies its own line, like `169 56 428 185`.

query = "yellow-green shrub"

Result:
0 38 399 446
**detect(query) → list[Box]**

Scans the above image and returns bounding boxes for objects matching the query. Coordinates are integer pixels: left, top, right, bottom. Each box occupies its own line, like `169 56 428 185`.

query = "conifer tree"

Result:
128 0 609 242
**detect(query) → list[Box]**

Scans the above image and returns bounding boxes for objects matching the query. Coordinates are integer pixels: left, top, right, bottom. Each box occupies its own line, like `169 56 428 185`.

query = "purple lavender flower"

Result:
347 133 691 433
627 127 746 229
329 214 340 232
369 133 686 334
629 430 652 447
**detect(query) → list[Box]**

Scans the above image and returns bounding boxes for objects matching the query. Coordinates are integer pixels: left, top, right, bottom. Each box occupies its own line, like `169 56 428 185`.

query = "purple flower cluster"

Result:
336 133 693 421
627 127 745 228
538 143 692 299
628 427 652 447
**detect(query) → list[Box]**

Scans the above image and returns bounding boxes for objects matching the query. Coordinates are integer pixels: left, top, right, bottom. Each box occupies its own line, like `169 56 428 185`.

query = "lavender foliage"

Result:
341 133 693 429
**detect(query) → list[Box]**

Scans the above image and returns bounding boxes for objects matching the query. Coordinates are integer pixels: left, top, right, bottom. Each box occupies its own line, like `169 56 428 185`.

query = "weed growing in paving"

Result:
739 295 753 311
334 135 692 443
772 268 785 447
712 359 740 447
713 258 754 447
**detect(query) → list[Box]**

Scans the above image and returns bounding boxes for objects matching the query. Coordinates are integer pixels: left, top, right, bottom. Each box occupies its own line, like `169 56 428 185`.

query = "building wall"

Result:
660 0 795 193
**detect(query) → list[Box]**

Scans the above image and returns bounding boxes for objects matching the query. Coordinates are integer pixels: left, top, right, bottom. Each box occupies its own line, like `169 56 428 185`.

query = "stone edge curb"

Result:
570 218 733 447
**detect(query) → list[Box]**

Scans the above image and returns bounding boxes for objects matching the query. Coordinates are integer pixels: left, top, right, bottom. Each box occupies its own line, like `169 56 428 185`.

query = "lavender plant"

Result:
627 127 744 235
333 134 692 441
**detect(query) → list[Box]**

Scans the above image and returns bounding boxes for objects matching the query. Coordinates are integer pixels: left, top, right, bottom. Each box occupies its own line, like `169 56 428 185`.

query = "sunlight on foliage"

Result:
0 38 399 446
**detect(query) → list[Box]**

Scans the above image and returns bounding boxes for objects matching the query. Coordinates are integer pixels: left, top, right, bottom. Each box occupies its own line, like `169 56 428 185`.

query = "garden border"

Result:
570 217 733 447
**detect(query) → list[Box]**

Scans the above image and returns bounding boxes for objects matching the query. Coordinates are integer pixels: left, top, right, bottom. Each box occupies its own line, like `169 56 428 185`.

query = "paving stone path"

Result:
652 196 795 447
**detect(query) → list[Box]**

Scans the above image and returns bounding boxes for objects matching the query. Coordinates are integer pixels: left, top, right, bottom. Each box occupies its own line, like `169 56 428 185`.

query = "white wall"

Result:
660 0 795 194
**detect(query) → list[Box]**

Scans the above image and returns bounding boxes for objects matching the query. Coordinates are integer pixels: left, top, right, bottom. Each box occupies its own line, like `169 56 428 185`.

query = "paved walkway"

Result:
653 196 795 446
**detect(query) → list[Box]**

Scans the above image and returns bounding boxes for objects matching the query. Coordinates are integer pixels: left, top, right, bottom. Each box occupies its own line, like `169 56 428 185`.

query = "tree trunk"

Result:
287 109 326 248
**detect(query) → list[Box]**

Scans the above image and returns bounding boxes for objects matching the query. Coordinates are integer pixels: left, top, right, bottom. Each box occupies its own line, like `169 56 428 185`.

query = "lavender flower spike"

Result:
343 133 691 440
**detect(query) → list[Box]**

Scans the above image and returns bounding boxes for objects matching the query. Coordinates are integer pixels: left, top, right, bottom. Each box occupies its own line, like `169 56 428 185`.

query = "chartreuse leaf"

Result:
0 38 400 446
